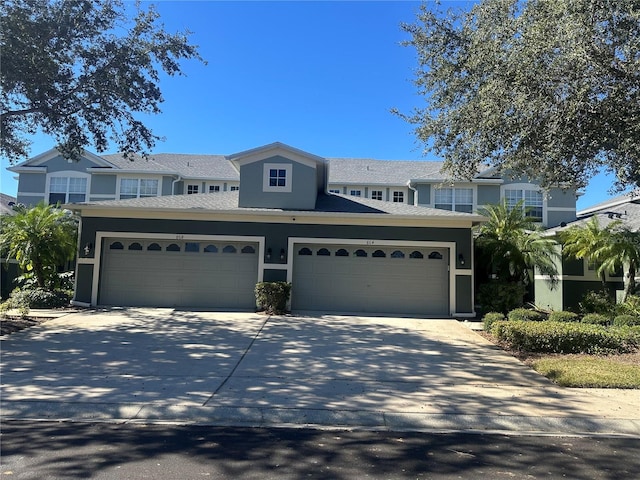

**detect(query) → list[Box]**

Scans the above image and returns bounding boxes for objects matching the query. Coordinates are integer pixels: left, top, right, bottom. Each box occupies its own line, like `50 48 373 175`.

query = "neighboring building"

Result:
535 193 640 311
0 193 19 298
59 143 485 316
7 145 578 228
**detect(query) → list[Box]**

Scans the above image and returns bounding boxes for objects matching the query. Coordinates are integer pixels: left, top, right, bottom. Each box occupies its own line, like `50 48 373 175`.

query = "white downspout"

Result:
171 175 182 195
407 180 418 206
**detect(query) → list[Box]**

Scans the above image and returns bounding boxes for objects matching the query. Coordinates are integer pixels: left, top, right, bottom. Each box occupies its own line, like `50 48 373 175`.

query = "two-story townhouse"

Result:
8 146 578 228
15 142 484 317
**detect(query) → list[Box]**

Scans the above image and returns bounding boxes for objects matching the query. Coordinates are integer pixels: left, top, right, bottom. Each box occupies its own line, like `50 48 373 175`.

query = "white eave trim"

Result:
7 165 47 173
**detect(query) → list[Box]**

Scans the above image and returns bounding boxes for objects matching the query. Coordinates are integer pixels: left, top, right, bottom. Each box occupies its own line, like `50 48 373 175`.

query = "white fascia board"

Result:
7 165 47 173
71 204 484 227
89 168 178 176
228 142 326 169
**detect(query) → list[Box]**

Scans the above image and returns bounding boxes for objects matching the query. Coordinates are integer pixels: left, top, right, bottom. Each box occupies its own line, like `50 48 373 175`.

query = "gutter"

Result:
406 181 418 206
171 175 182 195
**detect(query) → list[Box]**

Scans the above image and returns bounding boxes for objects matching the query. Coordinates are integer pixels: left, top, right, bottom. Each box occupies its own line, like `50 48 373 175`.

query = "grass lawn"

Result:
526 355 640 388
480 331 640 388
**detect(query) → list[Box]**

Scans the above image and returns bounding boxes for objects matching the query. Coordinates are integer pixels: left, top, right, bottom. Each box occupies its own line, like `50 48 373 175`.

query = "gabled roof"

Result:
228 142 326 169
545 193 640 235
69 191 485 223
0 193 17 216
7 148 115 172
99 153 238 179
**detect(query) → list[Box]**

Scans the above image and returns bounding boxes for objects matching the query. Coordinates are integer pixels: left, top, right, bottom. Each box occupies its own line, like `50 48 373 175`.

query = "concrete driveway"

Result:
1 309 639 435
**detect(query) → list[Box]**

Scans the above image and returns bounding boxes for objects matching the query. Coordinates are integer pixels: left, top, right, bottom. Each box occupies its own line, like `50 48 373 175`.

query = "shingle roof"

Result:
100 153 238 179
327 158 446 185
0 193 17 215
74 191 484 220
546 196 640 234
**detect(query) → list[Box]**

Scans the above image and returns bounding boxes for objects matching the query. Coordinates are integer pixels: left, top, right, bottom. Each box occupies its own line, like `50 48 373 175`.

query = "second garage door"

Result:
291 244 449 316
100 238 259 309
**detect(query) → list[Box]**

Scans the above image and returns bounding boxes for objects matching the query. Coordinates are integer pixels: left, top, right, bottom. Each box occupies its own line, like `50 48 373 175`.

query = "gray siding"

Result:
161 176 174 196
547 188 577 209
74 264 94 304
44 154 100 173
17 172 46 192
415 184 431 206
90 175 117 195
238 156 318 210
455 275 473 314
78 216 474 314
547 210 577 228
477 185 500 206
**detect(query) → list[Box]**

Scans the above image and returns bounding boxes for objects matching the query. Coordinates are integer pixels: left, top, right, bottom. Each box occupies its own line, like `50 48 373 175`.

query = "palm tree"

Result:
476 200 559 285
560 216 640 301
0 203 78 289
560 216 620 285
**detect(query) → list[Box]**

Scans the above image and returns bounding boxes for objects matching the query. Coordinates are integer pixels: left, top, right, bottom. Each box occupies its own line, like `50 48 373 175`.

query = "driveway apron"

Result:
1 309 639 435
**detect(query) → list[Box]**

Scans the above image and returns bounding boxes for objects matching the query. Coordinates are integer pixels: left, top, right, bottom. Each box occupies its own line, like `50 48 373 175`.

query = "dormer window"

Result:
263 163 292 192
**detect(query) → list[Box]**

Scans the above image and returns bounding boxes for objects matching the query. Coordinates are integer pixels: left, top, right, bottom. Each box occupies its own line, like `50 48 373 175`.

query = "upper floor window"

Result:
230 185 239 191
505 188 543 220
435 187 473 213
187 184 199 195
208 185 220 193
119 178 159 199
350 190 362 197
329 189 341 194
392 191 404 203
371 190 383 200
263 164 292 192
48 175 87 204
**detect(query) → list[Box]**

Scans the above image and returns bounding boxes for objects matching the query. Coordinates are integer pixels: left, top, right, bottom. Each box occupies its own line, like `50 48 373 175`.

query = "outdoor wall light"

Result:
84 243 93 256
266 248 272 261
458 253 465 265
280 248 286 261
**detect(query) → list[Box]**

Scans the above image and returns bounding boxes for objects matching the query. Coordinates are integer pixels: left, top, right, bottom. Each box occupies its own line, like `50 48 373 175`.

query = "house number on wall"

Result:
176 235 184 240
366 240 375 245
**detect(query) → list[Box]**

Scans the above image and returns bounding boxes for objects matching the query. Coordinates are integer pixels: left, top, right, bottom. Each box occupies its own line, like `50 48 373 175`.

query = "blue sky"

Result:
0 0 621 209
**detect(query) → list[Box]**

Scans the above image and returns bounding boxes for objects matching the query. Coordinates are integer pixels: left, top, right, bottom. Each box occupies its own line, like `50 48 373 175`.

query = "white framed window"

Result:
230 185 239 191
434 187 473 212
350 189 362 197
119 178 159 199
371 190 383 200
208 185 220 193
186 184 199 195
263 163 292 192
392 191 404 203
46 172 89 204
329 189 341 194
504 186 543 220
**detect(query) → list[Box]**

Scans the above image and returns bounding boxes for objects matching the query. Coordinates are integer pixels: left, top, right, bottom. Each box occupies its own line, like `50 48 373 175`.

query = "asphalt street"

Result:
1 421 639 479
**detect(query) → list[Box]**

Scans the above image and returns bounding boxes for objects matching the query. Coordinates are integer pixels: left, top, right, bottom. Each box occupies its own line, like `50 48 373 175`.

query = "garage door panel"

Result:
100 239 259 309
292 244 449 316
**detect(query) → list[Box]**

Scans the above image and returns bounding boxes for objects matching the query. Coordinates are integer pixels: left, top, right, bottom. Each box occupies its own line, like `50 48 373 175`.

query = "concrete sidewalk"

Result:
1 308 639 436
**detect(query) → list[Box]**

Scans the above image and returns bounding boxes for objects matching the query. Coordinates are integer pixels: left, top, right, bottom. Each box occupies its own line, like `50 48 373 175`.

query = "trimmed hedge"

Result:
547 311 579 323
508 308 543 322
613 315 640 327
255 281 292 315
2 287 71 310
483 312 505 331
581 313 611 326
490 320 640 354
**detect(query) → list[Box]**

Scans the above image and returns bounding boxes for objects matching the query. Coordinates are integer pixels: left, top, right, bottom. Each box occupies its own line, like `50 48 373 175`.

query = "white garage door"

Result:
292 244 449 316
100 238 259 309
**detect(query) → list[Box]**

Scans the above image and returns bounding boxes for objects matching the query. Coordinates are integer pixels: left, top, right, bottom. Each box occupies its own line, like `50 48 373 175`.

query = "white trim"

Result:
91 232 265 306
15 192 45 198
263 163 293 193
115 175 161 199
286 237 461 316
228 142 325 169
71 300 91 307
431 185 476 213
44 170 91 205
547 207 577 212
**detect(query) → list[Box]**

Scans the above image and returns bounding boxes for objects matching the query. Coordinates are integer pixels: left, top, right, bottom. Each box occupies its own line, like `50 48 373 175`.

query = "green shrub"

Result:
581 313 611 326
483 312 505 331
508 308 543 322
2 287 71 312
579 290 615 315
492 321 640 354
477 281 525 314
255 281 292 315
613 315 640 327
547 311 579 323
489 320 511 338
616 295 640 317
